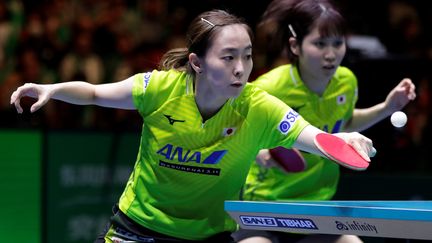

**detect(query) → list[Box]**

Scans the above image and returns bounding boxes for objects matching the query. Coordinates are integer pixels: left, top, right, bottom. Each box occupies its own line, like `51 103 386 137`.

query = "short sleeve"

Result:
132 71 154 116
247 87 310 149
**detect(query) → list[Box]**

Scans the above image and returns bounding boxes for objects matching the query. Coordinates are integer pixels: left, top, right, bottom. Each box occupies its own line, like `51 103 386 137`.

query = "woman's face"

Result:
297 26 346 81
201 24 253 99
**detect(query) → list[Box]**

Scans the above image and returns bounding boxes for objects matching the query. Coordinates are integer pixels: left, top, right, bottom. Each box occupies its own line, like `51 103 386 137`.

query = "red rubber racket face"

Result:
269 147 306 172
314 133 369 171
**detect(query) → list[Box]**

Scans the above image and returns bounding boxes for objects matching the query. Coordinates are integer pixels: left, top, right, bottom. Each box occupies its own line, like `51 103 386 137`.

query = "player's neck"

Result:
298 66 330 96
194 83 227 122
195 96 225 122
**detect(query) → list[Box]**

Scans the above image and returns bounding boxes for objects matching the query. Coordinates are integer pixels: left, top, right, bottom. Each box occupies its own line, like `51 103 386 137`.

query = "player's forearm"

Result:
50 81 97 105
293 125 325 156
344 102 391 132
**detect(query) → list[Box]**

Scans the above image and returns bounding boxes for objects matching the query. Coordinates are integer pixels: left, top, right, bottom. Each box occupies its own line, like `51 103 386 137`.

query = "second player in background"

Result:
233 0 416 242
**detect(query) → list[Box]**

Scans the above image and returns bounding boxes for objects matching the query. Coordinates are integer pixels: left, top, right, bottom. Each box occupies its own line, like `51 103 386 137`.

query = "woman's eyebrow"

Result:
221 45 253 53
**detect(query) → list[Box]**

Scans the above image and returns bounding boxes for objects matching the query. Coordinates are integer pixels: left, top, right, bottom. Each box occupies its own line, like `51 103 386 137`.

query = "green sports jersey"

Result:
118 69 309 240
244 64 358 202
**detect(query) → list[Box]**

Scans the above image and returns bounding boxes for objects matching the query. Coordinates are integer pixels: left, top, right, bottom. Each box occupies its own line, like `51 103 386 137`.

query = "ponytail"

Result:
159 48 189 71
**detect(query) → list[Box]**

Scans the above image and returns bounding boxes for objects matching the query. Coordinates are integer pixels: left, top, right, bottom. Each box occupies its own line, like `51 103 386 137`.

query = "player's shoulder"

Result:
255 64 291 81
334 66 356 79
149 69 187 85
231 83 264 112
268 64 292 73
252 64 294 93
132 69 189 115
233 83 286 115
333 66 357 85
238 83 267 102
135 69 188 94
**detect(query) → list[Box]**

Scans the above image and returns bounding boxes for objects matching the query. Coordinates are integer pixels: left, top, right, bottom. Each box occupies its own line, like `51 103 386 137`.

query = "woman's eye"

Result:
333 40 344 48
222 56 234 61
314 41 325 48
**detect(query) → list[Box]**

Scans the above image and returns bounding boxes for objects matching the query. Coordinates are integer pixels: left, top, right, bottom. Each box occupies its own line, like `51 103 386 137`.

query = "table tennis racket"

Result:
269 147 307 172
314 133 370 171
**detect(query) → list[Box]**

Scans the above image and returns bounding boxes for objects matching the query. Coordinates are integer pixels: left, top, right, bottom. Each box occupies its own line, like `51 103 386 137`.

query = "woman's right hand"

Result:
256 149 278 168
10 83 53 113
333 132 375 162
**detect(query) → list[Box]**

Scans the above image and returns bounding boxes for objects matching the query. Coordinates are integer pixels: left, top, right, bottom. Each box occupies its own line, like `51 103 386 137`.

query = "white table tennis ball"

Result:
390 111 407 128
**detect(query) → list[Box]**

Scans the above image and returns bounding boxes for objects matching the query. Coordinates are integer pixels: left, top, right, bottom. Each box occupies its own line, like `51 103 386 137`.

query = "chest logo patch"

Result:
337 94 346 105
222 127 237 137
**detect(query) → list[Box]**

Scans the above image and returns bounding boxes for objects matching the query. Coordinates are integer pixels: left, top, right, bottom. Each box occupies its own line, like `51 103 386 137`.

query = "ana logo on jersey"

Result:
157 144 227 164
164 114 185 125
157 144 227 176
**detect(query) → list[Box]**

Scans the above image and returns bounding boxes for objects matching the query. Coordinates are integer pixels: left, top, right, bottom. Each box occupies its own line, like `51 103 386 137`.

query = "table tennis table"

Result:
225 200 432 240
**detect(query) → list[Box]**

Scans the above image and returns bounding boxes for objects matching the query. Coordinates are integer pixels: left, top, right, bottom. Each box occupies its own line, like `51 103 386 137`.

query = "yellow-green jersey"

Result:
118 69 309 240
244 64 358 202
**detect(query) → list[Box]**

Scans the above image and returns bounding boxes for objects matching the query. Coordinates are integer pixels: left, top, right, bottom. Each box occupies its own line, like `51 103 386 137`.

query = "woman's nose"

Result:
234 60 244 77
324 47 337 61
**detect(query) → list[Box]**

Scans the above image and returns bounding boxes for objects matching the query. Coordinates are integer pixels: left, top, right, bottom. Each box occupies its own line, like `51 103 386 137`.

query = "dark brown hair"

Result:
260 0 347 63
159 10 253 74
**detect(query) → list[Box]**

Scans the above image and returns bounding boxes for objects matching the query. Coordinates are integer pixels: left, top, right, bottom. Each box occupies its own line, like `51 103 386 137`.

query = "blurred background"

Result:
0 0 431 242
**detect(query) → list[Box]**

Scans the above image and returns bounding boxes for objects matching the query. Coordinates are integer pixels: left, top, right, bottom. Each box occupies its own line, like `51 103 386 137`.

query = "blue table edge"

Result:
225 201 432 222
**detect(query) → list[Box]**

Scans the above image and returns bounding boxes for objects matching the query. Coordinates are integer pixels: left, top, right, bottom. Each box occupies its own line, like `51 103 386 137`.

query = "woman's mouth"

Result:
231 82 243 88
323 65 335 70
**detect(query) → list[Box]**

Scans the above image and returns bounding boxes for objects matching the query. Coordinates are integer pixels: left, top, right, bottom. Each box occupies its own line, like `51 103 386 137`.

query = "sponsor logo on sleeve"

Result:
278 109 300 135
142 72 151 92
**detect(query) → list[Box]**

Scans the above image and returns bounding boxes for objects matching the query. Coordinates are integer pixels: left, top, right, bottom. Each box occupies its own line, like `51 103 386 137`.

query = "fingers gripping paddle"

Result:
314 133 370 171
269 147 307 172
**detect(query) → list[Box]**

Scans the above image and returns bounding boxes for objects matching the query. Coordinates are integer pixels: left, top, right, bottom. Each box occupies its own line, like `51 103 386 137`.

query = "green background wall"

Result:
0 130 41 243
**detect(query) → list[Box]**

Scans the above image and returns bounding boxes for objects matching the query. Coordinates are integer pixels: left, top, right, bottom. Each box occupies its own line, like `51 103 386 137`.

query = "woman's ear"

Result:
189 53 203 74
289 37 299 56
